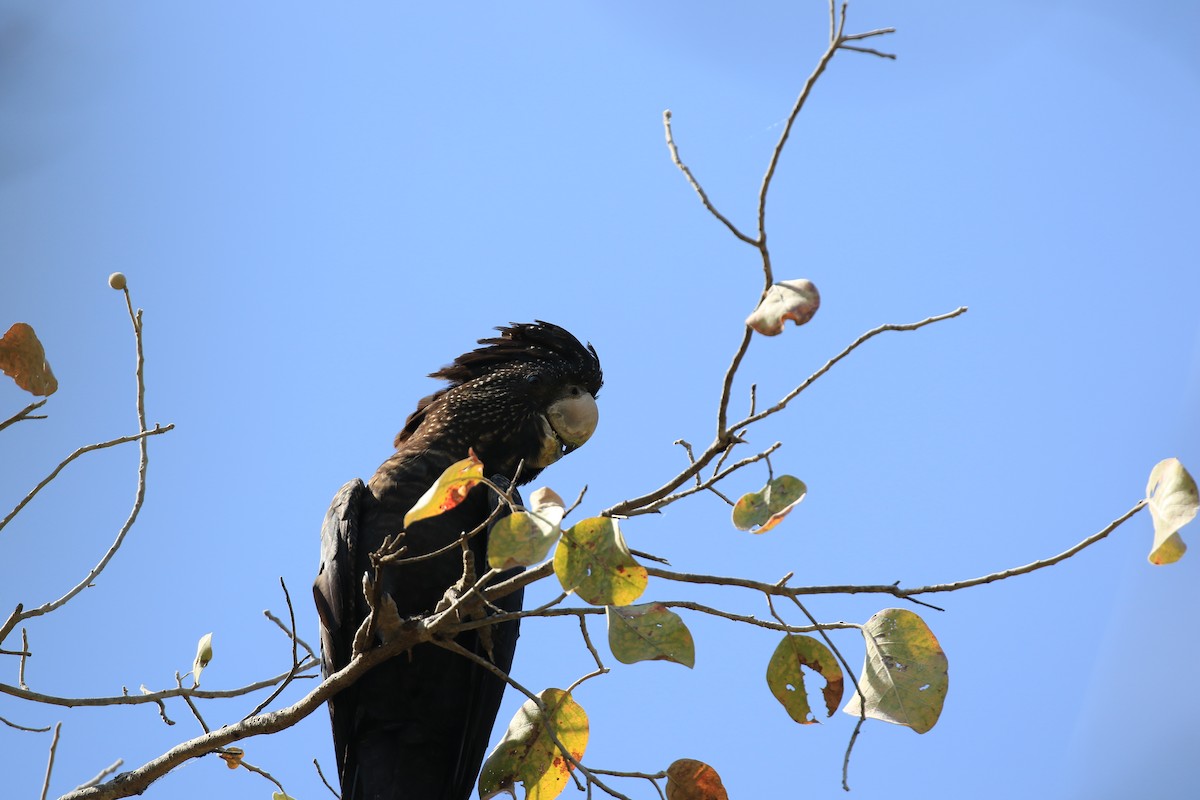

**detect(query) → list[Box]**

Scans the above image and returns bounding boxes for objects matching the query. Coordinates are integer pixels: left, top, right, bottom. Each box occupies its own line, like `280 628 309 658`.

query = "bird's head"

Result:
396 321 603 484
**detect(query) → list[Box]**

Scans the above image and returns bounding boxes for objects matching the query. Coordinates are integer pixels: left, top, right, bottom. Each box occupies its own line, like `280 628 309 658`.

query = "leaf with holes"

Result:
403 450 485 528
666 759 729 800
478 688 588 800
554 517 647 606
766 634 844 724
489 487 565 569
0 322 57 396
1146 458 1198 565
732 475 807 533
843 608 948 734
745 278 820 336
606 603 695 668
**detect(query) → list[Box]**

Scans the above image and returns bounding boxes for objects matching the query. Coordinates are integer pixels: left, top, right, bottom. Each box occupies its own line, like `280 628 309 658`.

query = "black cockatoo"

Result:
313 322 602 800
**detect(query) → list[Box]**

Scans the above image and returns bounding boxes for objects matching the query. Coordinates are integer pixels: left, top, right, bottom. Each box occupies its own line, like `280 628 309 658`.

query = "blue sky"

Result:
3 1 1199 798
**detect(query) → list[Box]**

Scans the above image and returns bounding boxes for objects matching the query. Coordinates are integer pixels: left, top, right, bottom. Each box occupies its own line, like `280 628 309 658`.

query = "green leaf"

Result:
1146 458 1198 565
765 634 843 724
745 278 820 336
271 793 296 800
665 759 729 800
843 608 948 734
478 688 589 800
553 517 647 606
732 475 807 533
403 451 484 528
606 603 695 668
192 632 213 687
489 487 565 569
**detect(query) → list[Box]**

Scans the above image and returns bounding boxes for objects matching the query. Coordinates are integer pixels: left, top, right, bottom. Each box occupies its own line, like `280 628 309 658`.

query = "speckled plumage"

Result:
314 322 601 800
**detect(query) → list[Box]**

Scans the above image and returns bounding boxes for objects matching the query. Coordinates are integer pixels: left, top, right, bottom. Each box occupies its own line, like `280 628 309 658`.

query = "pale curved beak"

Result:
546 390 598 453
530 389 599 468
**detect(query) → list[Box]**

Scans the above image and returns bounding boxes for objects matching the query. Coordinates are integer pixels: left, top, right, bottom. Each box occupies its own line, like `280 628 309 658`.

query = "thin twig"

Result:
0 713 50 732
40 721 62 800
72 759 124 791
264 610 317 662
237 758 289 796
576 616 606 674
0 660 319 708
662 110 757 246
0 426 172 538
624 441 782 517
731 307 969 432
0 398 48 432
20 626 29 688
246 578 305 718
642 499 1146 600
314 758 341 799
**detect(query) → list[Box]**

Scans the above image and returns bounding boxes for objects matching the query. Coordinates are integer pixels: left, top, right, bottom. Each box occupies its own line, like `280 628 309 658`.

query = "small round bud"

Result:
108 272 127 290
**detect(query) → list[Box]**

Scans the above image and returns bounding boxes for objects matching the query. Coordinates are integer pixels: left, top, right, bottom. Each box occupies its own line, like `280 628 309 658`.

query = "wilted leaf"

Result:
732 475 807 533
666 759 729 800
403 451 485 528
606 603 695 668
766 634 844 724
218 747 243 769
478 688 589 800
1146 458 1198 565
843 608 948 734
745 278 820 336
0 322 57 396
193 632 213 687
553 517 647 606
271 794 295 800
489 487 565 569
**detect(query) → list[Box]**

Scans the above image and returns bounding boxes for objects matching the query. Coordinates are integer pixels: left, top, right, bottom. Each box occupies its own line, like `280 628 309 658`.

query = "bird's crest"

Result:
395 321 602 448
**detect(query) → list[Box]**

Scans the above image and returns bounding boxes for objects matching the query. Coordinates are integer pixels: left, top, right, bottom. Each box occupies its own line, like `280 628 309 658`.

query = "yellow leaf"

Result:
478 688 589 800
766 634 844 724
403 451 485 528
553 517 647 606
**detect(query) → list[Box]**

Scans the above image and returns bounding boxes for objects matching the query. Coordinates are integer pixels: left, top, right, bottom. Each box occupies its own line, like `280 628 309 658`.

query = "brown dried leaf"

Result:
0 323 57 396
666 759 729 800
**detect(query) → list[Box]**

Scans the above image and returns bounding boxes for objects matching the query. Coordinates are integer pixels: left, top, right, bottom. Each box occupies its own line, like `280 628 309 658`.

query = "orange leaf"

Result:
218 747 244 769
666 759 729 800
0 323 57 396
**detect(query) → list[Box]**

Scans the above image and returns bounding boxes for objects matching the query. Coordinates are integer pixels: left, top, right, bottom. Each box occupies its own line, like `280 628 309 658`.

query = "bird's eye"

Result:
525 374 541 385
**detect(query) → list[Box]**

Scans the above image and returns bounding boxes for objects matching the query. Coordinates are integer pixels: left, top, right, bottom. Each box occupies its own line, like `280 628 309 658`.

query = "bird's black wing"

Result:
312 477 370 780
